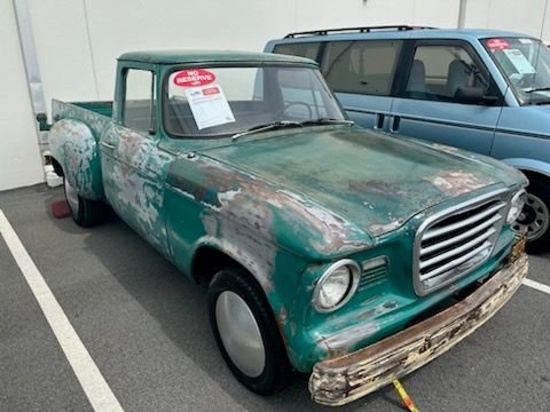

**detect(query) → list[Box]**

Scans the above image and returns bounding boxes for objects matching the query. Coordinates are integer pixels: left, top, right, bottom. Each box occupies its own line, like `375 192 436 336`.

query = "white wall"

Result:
0 0 44 191
3 0 550 191
24 0 468 105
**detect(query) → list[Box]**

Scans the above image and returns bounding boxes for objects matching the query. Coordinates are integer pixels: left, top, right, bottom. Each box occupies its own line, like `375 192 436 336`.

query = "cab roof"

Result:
118 49 317 65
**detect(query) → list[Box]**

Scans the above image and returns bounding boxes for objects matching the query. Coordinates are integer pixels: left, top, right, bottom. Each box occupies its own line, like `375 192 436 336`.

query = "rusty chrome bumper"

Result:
309 253 528 406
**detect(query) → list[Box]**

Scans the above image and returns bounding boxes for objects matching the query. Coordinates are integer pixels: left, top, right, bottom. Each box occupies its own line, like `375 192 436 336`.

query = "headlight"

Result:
507 190 527 224
313 259 360 313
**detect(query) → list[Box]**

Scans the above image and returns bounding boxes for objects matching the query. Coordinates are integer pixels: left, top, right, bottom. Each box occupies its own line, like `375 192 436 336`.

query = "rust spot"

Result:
349 180 408 197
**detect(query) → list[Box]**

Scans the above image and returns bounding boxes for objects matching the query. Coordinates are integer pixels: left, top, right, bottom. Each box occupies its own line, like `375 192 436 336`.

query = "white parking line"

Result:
523 278 550 295
0 210 124 412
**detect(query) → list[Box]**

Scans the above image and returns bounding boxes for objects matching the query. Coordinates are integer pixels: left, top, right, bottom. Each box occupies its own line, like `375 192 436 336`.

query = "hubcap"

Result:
513 192 549 241
215 291 265 378
64 178 79 217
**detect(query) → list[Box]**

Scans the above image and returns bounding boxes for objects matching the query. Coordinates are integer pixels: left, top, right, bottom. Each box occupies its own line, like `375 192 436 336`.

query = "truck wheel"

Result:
208 269 291 395
513 177 550 254
63 177 104 228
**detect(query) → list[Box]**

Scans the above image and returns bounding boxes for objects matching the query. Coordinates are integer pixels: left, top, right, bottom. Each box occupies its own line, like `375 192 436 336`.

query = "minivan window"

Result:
404 45 490 102
273 42 322 61
483 37 550 105
322 40 402 96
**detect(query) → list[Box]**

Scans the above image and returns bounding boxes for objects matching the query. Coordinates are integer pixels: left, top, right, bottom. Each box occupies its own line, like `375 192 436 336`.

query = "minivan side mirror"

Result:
454 86 499 105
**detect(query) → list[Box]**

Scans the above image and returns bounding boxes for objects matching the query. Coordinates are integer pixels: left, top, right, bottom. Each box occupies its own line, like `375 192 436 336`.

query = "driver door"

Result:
101 67 172 253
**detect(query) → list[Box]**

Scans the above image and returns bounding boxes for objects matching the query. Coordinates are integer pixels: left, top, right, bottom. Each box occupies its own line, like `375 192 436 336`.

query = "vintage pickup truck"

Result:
41 50 529 406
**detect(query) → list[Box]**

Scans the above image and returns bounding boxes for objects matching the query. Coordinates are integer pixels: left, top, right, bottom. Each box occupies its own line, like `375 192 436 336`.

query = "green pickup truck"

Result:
42 50 529 406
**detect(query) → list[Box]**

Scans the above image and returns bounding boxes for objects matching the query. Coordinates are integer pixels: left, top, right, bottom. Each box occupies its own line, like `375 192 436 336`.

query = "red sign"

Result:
202 86 220 96
173 69 216 87
486 38 510 50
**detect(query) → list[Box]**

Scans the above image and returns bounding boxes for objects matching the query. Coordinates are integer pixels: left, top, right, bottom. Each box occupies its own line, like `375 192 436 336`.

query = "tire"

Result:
63 177 104 228
208 269 292 395
513 177 550 254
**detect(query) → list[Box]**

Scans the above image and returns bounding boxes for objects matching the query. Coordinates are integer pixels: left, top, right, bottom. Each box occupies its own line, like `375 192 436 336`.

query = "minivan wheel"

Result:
208 269 291 395
513 178 550 254
63 177 104 228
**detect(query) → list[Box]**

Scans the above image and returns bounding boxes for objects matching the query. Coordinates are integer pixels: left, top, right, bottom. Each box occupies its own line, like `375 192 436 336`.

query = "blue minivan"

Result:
265 26 550 253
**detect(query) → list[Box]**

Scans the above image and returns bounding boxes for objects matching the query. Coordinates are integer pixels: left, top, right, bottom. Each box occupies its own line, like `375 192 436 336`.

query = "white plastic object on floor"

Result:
45 164 62 188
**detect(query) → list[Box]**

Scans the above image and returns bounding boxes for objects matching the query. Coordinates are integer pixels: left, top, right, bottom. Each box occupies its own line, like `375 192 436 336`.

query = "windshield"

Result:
163 65 346 137
484 37 550 105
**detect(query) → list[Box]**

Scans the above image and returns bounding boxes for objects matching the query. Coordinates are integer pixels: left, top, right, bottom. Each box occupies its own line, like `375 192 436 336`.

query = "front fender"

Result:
49 119 103 199
501 158 550 179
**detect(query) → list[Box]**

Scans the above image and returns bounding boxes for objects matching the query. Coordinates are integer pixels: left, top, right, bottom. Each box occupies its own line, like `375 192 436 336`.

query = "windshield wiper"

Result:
231 120 302 141
300 118 355 126
525 87 550 94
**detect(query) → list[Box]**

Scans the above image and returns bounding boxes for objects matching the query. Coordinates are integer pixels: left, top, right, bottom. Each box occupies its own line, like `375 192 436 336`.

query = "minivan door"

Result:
388 40 503 154
321 40 403 131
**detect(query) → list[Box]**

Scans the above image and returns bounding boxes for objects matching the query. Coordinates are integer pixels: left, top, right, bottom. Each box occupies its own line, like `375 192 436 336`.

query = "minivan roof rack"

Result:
284 25 438 38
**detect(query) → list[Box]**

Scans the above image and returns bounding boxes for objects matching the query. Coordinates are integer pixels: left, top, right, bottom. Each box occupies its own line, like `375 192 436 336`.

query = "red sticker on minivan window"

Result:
173 69 216 87
486 38 510 50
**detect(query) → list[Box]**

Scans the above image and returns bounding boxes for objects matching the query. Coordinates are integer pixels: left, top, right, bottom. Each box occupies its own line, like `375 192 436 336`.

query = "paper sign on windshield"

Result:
503 49 536 74
185 85 235 130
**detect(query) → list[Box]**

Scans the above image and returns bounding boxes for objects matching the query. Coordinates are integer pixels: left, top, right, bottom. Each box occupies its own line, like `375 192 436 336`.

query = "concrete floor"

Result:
1 184 549 412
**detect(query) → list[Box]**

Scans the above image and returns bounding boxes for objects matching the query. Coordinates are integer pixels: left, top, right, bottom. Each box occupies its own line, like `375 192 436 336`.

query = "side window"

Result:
278 68 328 120
273 42 322 62
405 45 490 101
321 40 402 96
123 69 156 133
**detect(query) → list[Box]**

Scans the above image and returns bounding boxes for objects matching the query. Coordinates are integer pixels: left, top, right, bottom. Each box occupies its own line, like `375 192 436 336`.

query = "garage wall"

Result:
0 0 44 191
3 0 550 191
465 0 550 39
17 0 473 106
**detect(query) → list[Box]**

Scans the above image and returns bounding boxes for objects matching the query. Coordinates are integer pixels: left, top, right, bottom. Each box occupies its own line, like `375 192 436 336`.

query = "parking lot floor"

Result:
1 184 549 412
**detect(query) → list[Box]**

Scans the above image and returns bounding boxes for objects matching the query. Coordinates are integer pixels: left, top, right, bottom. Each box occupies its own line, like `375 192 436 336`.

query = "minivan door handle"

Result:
374 113 385 130
390 115 401 133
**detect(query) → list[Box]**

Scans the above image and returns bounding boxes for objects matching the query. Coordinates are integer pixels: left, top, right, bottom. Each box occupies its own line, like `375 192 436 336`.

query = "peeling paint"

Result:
49 118 103 199
426 169 497 197
317 300 398 355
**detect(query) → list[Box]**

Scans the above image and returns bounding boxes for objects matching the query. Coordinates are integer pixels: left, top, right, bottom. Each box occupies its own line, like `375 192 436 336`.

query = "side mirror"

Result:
454 86 499 105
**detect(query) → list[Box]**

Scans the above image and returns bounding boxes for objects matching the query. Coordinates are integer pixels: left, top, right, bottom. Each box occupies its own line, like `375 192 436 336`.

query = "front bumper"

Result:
309 252 528 406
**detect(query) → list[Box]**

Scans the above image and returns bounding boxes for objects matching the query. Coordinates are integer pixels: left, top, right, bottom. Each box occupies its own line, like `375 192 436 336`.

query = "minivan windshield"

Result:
484 37 550 105
163 65 346 137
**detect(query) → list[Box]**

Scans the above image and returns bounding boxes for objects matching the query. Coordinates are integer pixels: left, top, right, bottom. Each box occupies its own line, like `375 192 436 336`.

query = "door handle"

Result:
100 141 115 150
374 113 385 130
390 116 401 133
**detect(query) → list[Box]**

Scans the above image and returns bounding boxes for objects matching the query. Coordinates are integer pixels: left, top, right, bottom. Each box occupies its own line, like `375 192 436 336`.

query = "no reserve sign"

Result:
173 69 216 87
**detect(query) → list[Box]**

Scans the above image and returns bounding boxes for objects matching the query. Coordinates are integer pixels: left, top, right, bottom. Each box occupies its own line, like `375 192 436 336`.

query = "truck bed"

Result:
52 99 113 138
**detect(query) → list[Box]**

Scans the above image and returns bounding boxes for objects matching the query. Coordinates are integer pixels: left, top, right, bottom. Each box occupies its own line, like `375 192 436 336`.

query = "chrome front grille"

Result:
414 190 508 295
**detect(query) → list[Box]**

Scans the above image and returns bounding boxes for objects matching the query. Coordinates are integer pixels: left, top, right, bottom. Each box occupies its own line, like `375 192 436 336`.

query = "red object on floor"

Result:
51 199 71 219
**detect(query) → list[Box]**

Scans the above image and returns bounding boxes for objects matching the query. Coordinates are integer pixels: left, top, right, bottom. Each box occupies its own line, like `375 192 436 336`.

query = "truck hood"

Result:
167 126 524 259
198 127 522 236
